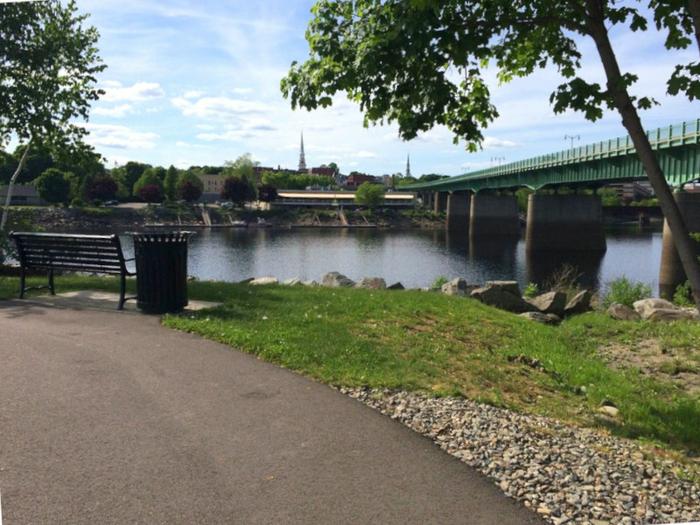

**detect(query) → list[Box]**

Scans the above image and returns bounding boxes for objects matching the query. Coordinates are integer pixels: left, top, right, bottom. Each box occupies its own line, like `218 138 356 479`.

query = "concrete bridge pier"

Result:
424 192 434 210
469 194 519 238
525 194 606 252
446 191 471 232
434 192 448 214
659 192 700 299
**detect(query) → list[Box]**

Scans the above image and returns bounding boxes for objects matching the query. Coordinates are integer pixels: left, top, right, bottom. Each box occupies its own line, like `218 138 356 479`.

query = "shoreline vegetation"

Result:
1 202 663 233
1 274 698 465
1 204 445 231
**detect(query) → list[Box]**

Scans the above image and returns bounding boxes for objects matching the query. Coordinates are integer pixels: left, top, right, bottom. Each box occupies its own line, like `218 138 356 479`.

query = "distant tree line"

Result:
0 142 433 209
0 142 209 206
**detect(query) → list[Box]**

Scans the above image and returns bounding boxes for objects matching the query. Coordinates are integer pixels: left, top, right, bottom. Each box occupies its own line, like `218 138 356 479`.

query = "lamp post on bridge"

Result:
565 134 581 149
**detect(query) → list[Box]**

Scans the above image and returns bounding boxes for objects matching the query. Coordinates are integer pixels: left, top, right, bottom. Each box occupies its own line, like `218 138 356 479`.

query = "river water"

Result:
122 226 663 291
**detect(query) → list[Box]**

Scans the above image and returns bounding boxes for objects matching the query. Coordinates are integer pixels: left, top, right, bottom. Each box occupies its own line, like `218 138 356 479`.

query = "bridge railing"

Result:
411 119 700 189
481 119 700 177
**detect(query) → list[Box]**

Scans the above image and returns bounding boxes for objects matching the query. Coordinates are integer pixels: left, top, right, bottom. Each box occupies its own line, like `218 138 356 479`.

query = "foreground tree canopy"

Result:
282 0 700 306
0 0 104 230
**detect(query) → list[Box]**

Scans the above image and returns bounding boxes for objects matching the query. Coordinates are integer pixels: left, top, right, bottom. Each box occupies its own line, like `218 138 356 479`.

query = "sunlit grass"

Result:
2 273 700 452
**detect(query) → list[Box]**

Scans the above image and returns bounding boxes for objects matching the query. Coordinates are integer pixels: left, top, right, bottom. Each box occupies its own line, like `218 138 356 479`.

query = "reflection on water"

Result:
526 250 606 290
130 225 662 290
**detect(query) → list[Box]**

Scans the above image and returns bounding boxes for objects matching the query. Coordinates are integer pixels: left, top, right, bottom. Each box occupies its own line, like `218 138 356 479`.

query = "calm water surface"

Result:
120 226 664 291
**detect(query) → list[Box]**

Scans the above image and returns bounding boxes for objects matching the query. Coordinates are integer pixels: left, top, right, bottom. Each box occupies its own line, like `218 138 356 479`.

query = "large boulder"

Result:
632 298 699 322
322 271 356 288
282 278 302 286
484 280 521 296
564 290 592 316
471 283 537 313
633 298 675 319
249 276 278 286
441 278 475 296
607 303 640 321
646 308 699 322
527 291 567 316
519 312 561 325
387 282 405 290
356 277 387 290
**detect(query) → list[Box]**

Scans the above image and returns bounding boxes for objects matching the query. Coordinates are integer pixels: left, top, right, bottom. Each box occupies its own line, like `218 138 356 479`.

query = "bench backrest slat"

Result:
10 232 129 275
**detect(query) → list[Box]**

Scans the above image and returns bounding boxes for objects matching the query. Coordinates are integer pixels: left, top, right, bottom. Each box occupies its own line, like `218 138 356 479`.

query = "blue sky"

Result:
77 0 699 176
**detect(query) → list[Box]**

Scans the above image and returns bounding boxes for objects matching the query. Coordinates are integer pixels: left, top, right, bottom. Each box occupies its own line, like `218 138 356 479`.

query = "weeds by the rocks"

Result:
542 263 583 300
603 277 652 308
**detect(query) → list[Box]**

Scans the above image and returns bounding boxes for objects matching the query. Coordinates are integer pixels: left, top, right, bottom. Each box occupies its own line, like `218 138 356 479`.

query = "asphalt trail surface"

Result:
0 301 542 524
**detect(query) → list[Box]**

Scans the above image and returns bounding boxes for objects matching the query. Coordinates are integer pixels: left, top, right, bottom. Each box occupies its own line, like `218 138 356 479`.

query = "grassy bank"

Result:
2 274 699 454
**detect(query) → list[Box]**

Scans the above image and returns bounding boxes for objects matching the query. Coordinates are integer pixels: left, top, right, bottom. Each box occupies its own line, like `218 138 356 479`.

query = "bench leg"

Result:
118 273 126 310
48 269 55 296
19 268 26 299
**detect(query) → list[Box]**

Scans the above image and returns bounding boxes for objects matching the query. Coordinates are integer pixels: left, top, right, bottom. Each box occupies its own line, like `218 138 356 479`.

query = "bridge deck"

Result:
409 119 700 192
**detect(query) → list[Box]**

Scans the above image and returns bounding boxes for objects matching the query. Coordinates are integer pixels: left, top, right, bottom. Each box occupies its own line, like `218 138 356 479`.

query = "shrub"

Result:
70 197 85 208
523 282 539 298
221 176 256 207
176 172 203 202
354 182 385 209
133 170 164 199
34 167 73 204
603 277 651 308
257 183 278 202
431 276 448 289
85 175 118 201
543 263 582 297
673 281 694 307
138 184 164 203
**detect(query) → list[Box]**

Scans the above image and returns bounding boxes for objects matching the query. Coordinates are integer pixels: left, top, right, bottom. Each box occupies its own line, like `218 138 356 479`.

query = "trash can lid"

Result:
128 231 195 242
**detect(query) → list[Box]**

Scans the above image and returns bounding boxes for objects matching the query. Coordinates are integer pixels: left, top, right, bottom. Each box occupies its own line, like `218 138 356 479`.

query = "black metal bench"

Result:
10 232 136 309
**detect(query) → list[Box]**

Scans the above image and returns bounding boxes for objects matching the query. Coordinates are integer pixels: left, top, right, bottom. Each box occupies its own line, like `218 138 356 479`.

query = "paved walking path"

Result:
0 299 542 524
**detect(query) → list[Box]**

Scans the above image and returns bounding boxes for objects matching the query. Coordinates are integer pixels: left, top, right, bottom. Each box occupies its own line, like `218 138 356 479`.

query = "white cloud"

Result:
232 87 254 95
92 104 133 118
482 136 519 149
101 81 165 102
183 90 204 99
355 150 377 158
172 96 272 119
197 130 253 142
84 123 159 149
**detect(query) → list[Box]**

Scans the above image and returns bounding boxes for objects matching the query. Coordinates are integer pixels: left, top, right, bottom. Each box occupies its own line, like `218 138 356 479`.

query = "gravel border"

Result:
339 387 700 525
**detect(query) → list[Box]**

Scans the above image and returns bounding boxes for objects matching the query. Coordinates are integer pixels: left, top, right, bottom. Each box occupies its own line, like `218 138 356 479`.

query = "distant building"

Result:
606 181 654 203
405 154 411 178
310 166 336 177
198 173 224 194
196 173 224 203
273 189 415 208
345 172 379 189
0 184 43 206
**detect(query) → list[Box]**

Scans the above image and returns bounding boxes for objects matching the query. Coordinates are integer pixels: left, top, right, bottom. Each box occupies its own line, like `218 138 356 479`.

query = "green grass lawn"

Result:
2 273 700 454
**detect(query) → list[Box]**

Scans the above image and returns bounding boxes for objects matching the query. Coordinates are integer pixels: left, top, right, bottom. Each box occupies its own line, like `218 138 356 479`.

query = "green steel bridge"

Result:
407 119 700 193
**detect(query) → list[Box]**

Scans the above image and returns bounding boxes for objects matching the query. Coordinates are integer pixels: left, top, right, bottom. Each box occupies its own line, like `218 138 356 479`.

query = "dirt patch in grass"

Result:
599 339 700 395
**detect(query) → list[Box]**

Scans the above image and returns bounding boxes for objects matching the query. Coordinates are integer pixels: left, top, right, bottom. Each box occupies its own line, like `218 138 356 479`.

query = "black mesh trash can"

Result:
132 231 193 314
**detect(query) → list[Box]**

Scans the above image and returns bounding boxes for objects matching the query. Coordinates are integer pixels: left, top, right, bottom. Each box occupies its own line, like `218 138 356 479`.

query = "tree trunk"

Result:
687 0 700 52
0 139 32 232
585 0 700 308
